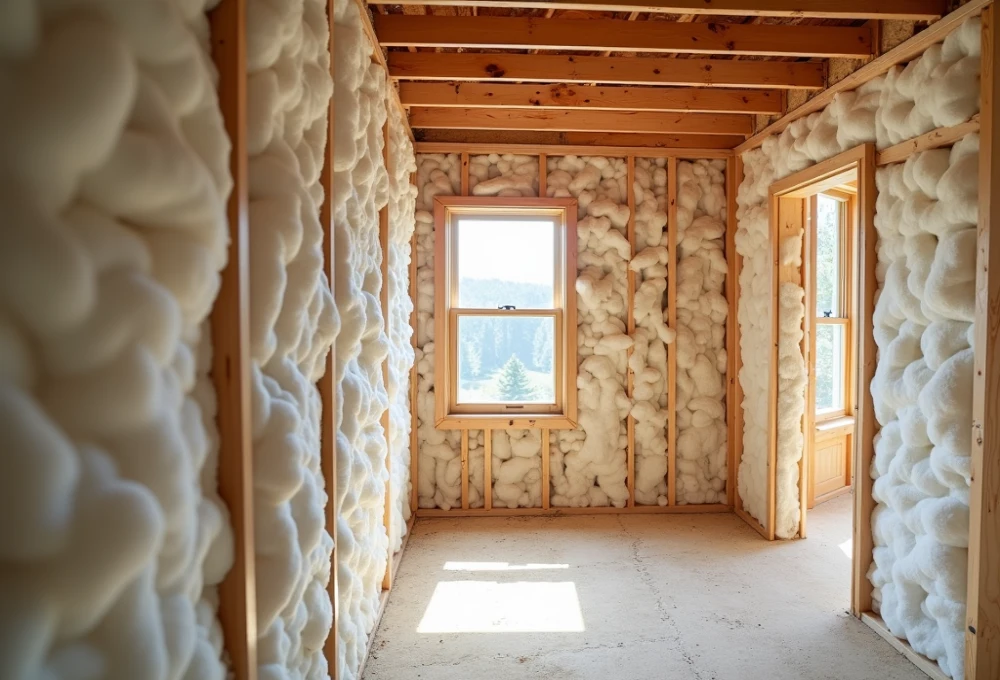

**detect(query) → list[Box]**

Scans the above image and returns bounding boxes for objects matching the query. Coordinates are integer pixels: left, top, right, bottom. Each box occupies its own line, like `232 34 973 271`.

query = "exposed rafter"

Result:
387 52 827 90
368 0 945 20
409 106 752 134
399 82 782 114
373 14 873 58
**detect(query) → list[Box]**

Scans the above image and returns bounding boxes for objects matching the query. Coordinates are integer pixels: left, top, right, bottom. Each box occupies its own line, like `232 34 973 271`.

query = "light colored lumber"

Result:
416 503 732 518
409 107 752 135
399 81 782 114
374 14 872 58
542 430 551 509
734 503 770 540
484 429 492 511
861 614 951 680
461 431 470 510
627 156 636 507
967 8 1000 679
539 153 547 196
414 140 735 157
736 0 991 153
726 156 740 509
208 1 257 677
667 157 678 506
415 133 742 152
876 115 981 166
388 51 826 89
408 172 419 515
379 121 392 591
369 0 945 20
460 152 469 195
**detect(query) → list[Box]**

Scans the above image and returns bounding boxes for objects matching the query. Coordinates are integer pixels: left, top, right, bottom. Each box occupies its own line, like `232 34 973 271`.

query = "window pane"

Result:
815 195 841 318
457 217 555 309
457 315 555 404
815 323 845 414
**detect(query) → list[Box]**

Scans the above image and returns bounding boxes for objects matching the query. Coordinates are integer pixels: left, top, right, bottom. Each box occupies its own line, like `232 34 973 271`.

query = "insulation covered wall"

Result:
247 0 335 676
736 17 980 540
869 136 979 680
0 2 233 677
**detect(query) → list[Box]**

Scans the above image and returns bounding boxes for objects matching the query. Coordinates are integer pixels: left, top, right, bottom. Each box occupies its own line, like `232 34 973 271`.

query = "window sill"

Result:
436 414 578 430
815 415 854 440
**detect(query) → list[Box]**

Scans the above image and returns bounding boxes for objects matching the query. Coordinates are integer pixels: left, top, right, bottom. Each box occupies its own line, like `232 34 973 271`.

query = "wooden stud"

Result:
726 155 740 510
967 8 1000 678
399 82 783 115
461 430 470 510
369 0 946 20
415 141 736 158
379 121 393 591
415 133 743 152
627 155 636 507
460 152 470 196
737 0 991 153
538 153 547 196
388 52 826 90
800 197 812 540
374 15 873 58
542 430 551 509
409 107 752 136
409 171 419 516
862 614 952 680
876 115 981 166
735 503 770 540
208 1 257 678
667 157 678 506
417 503 732 518
484 429 493 511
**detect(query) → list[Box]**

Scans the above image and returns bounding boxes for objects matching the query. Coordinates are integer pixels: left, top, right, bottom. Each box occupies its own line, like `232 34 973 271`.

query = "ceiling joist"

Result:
374 15 873 58
368 0 945 21
388 52 826 90
399 82 783 114
408 107 753 135
415 131 744 151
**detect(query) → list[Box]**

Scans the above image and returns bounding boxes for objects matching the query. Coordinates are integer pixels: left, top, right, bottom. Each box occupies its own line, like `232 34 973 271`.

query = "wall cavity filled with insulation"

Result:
333 0 417 676
414 153 729 510
0 2 234 678
736 16 980 679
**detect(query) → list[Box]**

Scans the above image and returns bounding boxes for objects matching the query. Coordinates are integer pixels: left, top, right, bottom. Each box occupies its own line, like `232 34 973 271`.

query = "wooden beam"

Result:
408 175 419 516
369 0 946 20
737 0 991 152
209 0 257 677
627 156 636 508
967 8 1000 679
876 115 981 166
667 157 678 506
410 107 752 135
484 429 492 510
399 82 782 114
374 15 872 58
461 430 470 510
389 52 826 90
726 156 741 510
416 503 732 518
379 121 393 592
862 614 951 680
542 430 551 509
414 132 742 151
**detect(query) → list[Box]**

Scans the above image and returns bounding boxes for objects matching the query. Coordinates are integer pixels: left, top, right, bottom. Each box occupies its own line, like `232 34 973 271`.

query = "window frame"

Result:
811 189 855 423
433 196 579 430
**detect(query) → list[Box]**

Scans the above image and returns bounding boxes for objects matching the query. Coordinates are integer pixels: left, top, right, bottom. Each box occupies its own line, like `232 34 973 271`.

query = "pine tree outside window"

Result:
434 197 578 429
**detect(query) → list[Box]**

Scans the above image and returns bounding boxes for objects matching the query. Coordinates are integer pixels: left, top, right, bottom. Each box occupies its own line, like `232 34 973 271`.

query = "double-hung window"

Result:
812 191 853 421
433 197 578 429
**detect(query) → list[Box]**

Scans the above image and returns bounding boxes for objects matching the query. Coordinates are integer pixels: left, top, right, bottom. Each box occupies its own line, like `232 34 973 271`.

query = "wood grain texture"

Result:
410 107 752 135
484 429 493 510
414 137 741 154
374 14 872 57
726 156 741 510
667 157 679 506
876 115 981 166
208 1 258 677
967 8 1000 679
627 156 636 507
417 503 732 518
399 82 782 114
379 121 393 592
389 52 826 89
542 430 551 509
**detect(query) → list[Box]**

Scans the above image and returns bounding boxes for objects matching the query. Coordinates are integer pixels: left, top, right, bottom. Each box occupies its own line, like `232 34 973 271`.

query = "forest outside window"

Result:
812 191 853 421
433 197 578 429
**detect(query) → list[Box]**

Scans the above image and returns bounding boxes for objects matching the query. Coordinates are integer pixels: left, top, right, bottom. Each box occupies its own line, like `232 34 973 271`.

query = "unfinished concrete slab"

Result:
363 496 926 680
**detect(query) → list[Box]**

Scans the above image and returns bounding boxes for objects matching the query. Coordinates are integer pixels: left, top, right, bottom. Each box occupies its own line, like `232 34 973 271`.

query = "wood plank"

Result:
410 107 752 135
208 1 257 678
667 157 678 506
389 52 826 89
726 156 740 509
627 156 636 508
416 503 732 518
415 133 742 152
539 153 547 196
408 172 419 516
737 0 991 152
370 0 946 20
399 82 782 114
876 115 981 166
461 430 470 509
460 152 470 195
861 614 951 680
379 121 393 592
735 503 770 540
484 429 492 511
374 15 872 58
967 8 1000 679
542 430 551 509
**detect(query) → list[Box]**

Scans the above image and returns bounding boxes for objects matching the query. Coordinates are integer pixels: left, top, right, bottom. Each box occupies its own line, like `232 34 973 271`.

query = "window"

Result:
812 192 852 420
434 197 578 429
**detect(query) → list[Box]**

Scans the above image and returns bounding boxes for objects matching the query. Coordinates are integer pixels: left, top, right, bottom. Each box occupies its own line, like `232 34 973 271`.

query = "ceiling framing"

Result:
367 0 948 150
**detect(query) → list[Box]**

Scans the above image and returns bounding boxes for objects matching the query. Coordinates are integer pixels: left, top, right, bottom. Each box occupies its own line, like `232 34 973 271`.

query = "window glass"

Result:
456 217 555 309
815 323 845 413
457 315 555 405
815 195 841 318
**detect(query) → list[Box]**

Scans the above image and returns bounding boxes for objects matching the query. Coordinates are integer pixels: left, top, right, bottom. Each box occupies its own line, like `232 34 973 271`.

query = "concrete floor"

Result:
364 495 926 680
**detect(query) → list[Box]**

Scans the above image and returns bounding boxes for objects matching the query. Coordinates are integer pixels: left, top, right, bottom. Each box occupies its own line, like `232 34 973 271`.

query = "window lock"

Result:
498 305 516 310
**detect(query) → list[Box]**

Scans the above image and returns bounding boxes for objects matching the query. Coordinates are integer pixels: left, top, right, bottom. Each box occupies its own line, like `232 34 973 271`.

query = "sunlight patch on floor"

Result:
443 562 570 572
839 538 853 559
417 581 585 633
